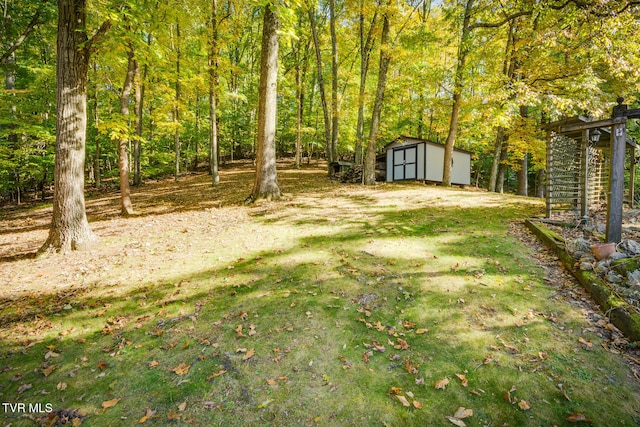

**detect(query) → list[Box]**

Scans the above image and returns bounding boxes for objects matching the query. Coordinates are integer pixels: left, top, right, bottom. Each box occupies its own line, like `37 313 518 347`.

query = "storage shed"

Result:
384 136 471 185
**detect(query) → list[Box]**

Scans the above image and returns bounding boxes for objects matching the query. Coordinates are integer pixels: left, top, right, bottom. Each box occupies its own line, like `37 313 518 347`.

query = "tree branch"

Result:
0 7 43 65
86 19 113 55
469 10 532 30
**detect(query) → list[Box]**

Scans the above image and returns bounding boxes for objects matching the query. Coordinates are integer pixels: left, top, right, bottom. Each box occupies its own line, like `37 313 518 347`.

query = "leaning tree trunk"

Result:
248 4 281 202
363 13 391 185
39 0 107 254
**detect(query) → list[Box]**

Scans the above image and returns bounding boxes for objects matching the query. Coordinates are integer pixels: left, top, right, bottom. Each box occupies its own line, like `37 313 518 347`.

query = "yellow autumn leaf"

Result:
170 362 190 375
243 348 255 361
148 360 159 368
415 328 428 334
412 400 423 409
101 398 121 409
455 373 468 387
177 401 187 412
207 369 227 380
266 378 277 385
518 400 531 411
138 408 156 424
578 337 593 348
434 378 449 390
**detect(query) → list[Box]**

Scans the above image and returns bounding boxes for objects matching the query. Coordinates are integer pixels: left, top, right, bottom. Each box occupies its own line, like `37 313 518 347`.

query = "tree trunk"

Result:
134 52 144 186
308 6 333 174
517 105 529 196
92 63 101 187
174 20 181 182
209 0 220 185
489 20 517 192
329 0 339 163
118 45 135 216
39 0 102 254
442 0 474 186
488 127 504 191
248 4 281 202
355 1 377 166
363 12 390 186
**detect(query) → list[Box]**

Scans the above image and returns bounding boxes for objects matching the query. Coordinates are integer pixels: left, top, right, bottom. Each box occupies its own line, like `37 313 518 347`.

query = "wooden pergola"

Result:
543 98 640 243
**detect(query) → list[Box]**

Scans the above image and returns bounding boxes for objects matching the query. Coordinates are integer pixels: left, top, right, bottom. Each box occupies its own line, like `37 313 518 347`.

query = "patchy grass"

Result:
1 161 640 426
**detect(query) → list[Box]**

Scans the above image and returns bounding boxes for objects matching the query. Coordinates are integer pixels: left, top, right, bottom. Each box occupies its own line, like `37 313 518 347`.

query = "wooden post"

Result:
630 147 636 207
580 129 589 217
545 130 552 218
606 101 628 243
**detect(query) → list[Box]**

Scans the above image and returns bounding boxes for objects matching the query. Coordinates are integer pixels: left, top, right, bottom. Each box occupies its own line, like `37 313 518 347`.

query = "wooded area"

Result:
1 0 639 248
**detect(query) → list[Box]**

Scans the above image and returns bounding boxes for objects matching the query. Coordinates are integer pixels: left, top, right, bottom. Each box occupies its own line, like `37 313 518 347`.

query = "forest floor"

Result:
1 160 640 426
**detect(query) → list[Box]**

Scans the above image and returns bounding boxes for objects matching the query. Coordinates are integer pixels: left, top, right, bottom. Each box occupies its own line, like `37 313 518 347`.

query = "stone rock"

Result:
569 238 592 256
619 239 640 255
580 262 594 271
628 270 640 288
609 252 629 261
606 271 623 283
595 262 609 275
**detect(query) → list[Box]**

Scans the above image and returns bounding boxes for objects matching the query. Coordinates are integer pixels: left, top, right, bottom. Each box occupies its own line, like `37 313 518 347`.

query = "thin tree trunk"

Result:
363 12 390 185
118 45 135 216
40 0 109 253
174 20 181 182
489 20 517 191
209 0 220 185
308 6 332 173
248 4 281 202
442 0 474 186
92 63 101 187
488 127 504 191
134 55 144 186
517 105 529 196
329 0 339 162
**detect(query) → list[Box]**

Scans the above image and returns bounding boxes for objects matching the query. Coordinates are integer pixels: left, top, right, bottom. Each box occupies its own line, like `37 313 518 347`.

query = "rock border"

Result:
525 218 640 343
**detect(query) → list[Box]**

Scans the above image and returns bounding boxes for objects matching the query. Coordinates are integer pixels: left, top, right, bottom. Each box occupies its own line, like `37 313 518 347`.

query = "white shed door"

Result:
393 146 417 180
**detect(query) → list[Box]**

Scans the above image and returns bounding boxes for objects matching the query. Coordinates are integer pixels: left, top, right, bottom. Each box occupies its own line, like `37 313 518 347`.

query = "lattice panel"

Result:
548 134 582 211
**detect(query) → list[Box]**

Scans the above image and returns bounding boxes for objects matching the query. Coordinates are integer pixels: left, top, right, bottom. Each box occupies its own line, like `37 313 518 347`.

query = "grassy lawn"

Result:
1 162 639 426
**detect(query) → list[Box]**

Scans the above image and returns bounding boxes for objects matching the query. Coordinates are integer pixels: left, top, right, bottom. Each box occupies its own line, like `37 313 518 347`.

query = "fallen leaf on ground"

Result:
566 413 592 423
97 360 107 371
102 398 121 409
412 400 423 409
207 369 227 379
148 360 159 368
42 365 58 377
453 407 473 419
56 382 67 391
177 401 187 411
243 348 255 360
236 325 245 337
170 362 190 375
396 395 411 407
518 400 531 411
455 373 468 387
434 378 449 390
415 328 428 334
388 387 402 395
138 408 156 423
266 378 277 385
395 338 410 350
578 337 593 348
446 416 467 427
